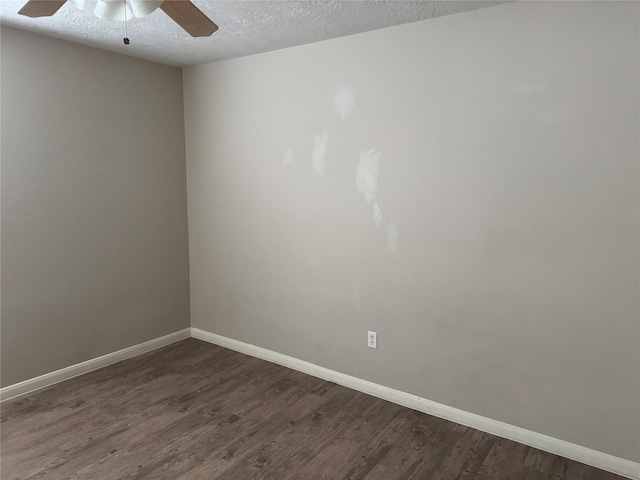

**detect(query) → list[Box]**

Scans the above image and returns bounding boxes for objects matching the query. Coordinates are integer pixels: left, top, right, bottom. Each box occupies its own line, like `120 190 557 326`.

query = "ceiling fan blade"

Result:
18 0 68 17
160 0 218 37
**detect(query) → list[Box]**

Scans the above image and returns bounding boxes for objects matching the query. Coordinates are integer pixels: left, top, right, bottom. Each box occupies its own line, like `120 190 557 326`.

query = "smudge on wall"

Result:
283 146 294 167
356 149 381 204
312 129 329 175
333 85 355 122
373 201 382 227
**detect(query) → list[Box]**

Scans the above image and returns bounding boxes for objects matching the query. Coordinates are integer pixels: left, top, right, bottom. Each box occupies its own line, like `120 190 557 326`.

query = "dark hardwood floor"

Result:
1 338 625 480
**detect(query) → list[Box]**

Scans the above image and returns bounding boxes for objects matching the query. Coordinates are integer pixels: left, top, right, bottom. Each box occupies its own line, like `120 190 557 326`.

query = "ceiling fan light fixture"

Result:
129 0 163 18
94 0 133 22
94 0 161 21
18 0 218 38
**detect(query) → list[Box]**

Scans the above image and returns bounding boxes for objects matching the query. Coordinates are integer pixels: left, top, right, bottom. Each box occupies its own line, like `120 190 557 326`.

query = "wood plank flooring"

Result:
0 338 625 480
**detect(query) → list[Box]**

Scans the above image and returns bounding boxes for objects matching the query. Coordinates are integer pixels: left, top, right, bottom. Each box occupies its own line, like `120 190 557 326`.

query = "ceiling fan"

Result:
18 0 218 37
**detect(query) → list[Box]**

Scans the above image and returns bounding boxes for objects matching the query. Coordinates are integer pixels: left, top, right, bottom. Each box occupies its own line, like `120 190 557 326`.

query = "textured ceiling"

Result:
0 1 504 67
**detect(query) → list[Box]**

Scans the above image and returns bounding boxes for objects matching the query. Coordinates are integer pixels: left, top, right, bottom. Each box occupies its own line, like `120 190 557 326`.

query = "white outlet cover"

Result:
368 331 377 349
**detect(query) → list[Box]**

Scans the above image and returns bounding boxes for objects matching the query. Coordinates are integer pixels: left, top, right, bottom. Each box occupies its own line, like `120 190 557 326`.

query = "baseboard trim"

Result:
0 328 191 402
191 327 639 480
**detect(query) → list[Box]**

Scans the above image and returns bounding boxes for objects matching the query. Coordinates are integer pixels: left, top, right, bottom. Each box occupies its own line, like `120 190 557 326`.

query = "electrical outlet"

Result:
368 331 377 349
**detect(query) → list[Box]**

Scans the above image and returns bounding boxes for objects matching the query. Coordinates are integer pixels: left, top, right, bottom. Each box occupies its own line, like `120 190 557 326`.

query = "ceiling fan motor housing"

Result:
18 0 218 38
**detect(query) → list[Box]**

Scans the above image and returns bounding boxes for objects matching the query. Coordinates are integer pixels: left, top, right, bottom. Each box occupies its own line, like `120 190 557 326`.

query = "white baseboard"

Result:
191 327 640 480
0 328 191 402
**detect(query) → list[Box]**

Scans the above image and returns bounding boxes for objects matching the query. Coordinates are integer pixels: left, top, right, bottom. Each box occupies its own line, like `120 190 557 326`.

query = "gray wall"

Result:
184 2 639 462
1 27 190 387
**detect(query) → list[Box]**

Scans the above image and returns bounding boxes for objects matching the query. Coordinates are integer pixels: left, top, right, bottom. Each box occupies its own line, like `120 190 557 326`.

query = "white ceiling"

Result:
0 1 504 67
